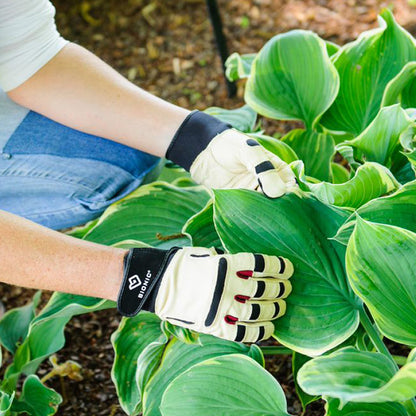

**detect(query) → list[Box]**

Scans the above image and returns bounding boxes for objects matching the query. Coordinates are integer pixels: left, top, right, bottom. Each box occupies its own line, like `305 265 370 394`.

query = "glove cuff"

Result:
117 247 179 317
165 110 230 171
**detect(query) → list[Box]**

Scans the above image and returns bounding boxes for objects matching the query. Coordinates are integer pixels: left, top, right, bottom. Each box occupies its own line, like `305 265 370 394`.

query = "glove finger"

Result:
236 277 292 300
232 321 275 343
270 155 298 188
234 253 294 280
256 164 287 198
233 299 286 322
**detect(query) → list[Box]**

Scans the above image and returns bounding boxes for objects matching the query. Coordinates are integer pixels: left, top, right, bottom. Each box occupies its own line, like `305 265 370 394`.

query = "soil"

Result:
2 0 416 414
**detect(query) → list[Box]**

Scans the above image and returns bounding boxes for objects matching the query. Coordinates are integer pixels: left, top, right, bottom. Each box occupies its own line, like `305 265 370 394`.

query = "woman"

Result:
0 0 295 343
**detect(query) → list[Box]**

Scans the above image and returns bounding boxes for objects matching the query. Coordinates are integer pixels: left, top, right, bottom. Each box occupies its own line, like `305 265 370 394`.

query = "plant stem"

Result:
259 346 293 355
359 307 398 370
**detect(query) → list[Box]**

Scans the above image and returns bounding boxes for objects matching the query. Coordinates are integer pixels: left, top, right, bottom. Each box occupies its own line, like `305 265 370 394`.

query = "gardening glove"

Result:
166 110 297 198
117 246 293 343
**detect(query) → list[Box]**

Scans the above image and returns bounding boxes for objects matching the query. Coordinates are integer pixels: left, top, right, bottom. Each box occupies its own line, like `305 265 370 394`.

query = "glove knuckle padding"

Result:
151 248 292 343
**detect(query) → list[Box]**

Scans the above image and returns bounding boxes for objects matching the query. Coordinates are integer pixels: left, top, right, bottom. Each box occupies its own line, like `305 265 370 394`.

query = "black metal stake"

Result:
205 0 237 97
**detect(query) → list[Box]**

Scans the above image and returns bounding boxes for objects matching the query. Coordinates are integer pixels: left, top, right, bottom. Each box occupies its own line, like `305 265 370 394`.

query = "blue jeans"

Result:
0 91 160 230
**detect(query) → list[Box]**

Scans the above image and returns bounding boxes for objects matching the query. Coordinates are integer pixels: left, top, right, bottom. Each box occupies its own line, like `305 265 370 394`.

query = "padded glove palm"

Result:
166 111 297 198
117 247 293 343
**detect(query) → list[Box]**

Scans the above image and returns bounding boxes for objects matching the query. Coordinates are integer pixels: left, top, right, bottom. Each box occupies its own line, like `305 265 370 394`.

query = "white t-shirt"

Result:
0 0 68 92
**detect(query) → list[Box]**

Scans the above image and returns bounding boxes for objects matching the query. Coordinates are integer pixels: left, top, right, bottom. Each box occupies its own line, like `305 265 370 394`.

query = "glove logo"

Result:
128 274 142 290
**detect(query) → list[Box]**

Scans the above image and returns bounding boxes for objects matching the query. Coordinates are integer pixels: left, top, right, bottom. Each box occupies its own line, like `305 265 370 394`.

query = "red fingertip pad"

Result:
237 270 253 279
224 315 238 325
234 295 250 303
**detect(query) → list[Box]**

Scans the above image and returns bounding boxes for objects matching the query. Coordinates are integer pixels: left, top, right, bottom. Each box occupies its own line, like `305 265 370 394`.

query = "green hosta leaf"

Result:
160 354 289 416
83 182 209 248
8 293 110 381
65 218 99 239
382 62 416 108
182 202 222 249
343 104 413 166
136 338 167 397
249 133 298 164
155 163 192 184
10 375 62 416
326 399 408 416
292 353 319 410
326 41 341 57
282 129 335 181
322 9 416 135
161 322 200 345
331 163 350 184
142 335 262 416
0 390 14 416
214 189 360 356
334 181 416 244
204 105 257 132
225 52 256 81
0 291 40 353
346 218 416 345
299 347 416 404
111 312 163 416
245 30 339 129
310 162 400 209
298 347 396 404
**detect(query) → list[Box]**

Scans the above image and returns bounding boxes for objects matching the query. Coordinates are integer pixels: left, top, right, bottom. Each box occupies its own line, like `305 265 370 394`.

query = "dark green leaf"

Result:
322 9 416 135
245 30 339 129
214 189 360 356
282 129 335 181
160 354 289 416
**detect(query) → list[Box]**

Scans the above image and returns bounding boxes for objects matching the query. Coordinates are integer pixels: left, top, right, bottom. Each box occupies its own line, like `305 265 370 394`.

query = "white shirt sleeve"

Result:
0 0 68 92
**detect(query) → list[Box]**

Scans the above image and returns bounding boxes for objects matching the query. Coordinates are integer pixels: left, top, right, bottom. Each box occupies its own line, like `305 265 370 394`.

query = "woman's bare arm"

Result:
7 42 190 158
0 209 126 301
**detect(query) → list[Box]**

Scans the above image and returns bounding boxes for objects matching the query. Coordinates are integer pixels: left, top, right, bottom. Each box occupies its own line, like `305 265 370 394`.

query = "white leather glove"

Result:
166 111 297 198
117 246 293 343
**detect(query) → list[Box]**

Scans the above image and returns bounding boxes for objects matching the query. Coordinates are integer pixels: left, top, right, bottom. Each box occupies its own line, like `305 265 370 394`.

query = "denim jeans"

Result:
0 90 160 230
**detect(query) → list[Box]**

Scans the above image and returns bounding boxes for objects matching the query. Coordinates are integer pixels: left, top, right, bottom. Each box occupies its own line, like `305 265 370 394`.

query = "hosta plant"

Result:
3 7 416 415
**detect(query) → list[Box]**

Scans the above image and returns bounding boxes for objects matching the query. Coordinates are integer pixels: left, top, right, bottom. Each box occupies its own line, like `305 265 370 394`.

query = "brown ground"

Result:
3 0 416 414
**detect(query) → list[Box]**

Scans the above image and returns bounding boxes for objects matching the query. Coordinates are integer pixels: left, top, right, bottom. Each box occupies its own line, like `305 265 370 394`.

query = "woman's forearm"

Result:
0 210 126 301
7 42 190 158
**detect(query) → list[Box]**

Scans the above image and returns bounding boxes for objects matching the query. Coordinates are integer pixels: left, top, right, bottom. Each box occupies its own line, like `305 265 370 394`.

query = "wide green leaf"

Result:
245 30 339 129
299 347 416 404
214 189 360 356
334 181 416 244
142 335 262 416
160 354 289 416
225 52 256 81
321 9 416 135
111 312 163 416
281 129 335 181
204 105 257 133
343 104 413 166
6 293 111 383
0 291 40 353
325 399 408 416
382 62 416 108
331 163 350 184
10 375 62 416
83 182 209 248
346 218 416 345
0 391 14 416
310 162 400 209
182 202 222 249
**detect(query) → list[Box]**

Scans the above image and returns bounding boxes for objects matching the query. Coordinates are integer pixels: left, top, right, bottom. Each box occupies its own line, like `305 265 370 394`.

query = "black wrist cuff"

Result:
165 110 231 171
117 247 179 317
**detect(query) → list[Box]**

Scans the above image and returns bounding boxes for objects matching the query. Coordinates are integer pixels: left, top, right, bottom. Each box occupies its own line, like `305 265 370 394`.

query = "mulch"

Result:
2 0 416 414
